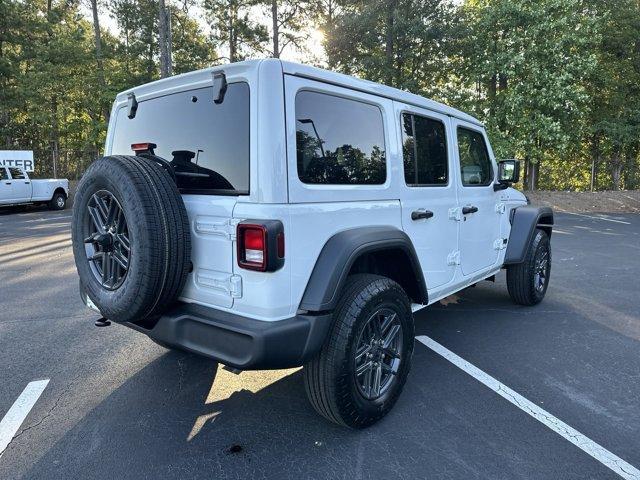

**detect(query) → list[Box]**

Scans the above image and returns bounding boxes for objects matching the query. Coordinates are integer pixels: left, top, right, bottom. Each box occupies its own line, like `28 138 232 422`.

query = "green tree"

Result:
204 0 267 62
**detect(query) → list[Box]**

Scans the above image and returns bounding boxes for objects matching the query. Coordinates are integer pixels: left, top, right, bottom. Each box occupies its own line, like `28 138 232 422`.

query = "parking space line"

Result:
563 212 631 225
416 336 640 480
0 380 50 458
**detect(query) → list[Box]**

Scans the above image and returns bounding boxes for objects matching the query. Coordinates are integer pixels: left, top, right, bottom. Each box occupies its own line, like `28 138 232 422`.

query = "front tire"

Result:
304 274 414 428
506 228 551 305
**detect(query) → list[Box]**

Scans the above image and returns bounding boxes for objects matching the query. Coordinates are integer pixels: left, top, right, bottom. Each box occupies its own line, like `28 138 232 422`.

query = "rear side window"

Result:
401 113 448 186
457 127 493 186
295 91 386 185
111 83 250 195
0 168 7 180
9 168 25 179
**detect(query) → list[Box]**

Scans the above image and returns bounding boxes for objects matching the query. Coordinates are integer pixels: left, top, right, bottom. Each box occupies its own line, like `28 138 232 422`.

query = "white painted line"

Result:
563 212 631 225
416 336 640 480
0 380 50 458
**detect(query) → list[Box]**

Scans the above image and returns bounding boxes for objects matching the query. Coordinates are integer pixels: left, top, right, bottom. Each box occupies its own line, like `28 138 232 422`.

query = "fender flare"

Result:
504 206 554 265
299 226 428 312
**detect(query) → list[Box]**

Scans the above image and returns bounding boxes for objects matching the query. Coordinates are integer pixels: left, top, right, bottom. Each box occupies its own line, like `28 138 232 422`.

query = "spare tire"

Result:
72 155 191 324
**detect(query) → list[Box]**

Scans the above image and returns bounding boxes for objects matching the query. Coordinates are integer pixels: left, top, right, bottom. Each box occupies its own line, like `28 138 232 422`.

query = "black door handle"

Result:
5 182 11 185
462 206 478 215
411 209 434 221
25 181 30 184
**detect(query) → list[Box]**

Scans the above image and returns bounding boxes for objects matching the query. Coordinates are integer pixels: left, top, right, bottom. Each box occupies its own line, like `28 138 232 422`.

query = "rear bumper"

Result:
121 303 333 370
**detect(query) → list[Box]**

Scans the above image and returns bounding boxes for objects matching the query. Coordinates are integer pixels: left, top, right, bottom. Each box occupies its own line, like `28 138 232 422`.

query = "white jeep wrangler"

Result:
72 59 553 428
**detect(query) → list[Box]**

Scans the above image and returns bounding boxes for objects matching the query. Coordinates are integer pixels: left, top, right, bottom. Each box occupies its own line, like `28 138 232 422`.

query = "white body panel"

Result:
105 59 527 322
0 167 68 206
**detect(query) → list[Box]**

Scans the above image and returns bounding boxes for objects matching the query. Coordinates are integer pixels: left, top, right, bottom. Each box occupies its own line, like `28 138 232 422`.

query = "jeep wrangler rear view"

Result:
72 59 553 428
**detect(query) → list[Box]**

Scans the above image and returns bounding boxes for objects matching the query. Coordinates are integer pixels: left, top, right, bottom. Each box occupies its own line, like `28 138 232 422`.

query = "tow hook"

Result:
94 317 111 327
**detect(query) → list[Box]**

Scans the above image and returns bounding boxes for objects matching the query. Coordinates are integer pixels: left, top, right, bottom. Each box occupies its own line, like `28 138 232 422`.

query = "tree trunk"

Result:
158 0 172 77
90 0 110 122
384 0 397 85
610 152 622 191
229 2 237 62
271 0 279 58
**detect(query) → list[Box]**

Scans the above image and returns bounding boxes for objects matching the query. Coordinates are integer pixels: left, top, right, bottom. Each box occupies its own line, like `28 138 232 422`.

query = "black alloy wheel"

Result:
83 190 131 290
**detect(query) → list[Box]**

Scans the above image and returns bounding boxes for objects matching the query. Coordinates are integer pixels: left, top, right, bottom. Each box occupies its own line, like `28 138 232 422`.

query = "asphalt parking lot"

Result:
1 207 639 479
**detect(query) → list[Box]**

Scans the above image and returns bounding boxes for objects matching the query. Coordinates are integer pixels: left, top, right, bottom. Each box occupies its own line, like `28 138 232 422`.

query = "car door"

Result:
8 168 31 202
396 103 458 291
0 167 14 204
451 120 502 276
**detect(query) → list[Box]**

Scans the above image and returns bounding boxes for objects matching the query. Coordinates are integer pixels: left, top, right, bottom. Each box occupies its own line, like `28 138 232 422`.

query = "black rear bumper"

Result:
121 303 333 370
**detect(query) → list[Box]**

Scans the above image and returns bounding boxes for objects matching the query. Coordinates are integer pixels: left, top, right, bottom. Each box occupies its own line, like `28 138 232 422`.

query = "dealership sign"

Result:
0 151 34 172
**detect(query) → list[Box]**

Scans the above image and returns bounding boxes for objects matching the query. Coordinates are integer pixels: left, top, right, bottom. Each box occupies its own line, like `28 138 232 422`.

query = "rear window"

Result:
111 82 250 195
295 91 386 185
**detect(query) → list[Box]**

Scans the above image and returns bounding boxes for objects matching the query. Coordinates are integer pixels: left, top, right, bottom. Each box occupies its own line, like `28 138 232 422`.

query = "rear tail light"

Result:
237 221 285 272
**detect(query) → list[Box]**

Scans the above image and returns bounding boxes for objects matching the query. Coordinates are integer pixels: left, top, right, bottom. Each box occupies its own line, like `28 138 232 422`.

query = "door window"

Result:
401 113 448 186
457 127 493 186
295 91 386 185
0 168 7 180
8 168 25 180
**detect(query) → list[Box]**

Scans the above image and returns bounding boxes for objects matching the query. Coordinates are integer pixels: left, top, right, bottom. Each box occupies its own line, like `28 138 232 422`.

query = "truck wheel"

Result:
71 155 191 324
506 228 551 306
303 274 414 428
49 192 67 210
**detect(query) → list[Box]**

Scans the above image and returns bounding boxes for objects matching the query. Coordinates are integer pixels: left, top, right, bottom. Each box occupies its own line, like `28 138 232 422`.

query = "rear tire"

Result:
303 274 414 428
506 228 551 305
49 192 67 210
72 155 191 324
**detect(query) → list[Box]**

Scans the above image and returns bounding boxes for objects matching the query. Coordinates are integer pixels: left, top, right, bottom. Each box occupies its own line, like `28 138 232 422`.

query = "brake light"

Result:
238 224 267 271
131 142 157 154
237 221 285 272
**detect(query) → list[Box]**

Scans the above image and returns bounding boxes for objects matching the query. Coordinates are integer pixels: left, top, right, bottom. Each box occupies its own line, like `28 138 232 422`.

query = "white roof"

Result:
115 59 483 127
280 60 483 126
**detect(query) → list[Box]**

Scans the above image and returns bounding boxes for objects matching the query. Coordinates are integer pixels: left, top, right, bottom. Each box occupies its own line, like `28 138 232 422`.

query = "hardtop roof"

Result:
115 58 483 127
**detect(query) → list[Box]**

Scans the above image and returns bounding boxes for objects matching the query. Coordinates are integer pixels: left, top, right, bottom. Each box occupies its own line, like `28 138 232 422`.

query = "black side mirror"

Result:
494 159 520 191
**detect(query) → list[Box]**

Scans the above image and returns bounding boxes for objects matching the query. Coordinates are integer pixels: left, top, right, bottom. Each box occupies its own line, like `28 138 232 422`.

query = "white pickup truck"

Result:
0 166 69 210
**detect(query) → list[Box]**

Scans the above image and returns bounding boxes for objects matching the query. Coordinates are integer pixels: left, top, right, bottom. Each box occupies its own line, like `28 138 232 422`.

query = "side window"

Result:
401 113 448 186
9 168 25 180
0 168 7 180
295 91 386 185
457 127 493 186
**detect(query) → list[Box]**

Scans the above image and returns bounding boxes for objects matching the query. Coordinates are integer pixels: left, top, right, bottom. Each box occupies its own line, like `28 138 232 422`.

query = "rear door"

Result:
8 168 31 202
108 81 251 309
395 103 458 291
0 167 14 204
451 120 501 275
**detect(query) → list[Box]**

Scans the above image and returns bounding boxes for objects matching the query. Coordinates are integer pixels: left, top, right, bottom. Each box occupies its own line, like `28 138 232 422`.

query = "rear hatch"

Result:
108 79 250 309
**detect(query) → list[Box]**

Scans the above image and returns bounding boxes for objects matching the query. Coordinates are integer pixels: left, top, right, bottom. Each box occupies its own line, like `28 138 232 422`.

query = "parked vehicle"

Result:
71 59 553 428
0 167 69 210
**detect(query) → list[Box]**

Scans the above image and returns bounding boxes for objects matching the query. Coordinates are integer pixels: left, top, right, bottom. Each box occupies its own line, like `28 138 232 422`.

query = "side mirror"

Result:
494 159 520 191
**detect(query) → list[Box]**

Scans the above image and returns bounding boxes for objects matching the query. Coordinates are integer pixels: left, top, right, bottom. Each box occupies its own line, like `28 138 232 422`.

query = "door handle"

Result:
5 182 11 185
411 209 434 221
462 206 478 215
24 181 30 184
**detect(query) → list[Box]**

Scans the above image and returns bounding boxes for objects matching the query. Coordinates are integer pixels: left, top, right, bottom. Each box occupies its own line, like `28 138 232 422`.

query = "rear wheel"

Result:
49 192 67 210
72 155 191 324
506 228 551 305
304 274 414 428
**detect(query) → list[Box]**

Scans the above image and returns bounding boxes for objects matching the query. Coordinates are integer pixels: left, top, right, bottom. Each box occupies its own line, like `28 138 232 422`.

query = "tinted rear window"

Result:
295 91 386 185
111 83 250 194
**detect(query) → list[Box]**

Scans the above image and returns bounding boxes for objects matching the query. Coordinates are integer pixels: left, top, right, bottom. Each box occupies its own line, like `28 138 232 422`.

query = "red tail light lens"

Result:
237 224 267 271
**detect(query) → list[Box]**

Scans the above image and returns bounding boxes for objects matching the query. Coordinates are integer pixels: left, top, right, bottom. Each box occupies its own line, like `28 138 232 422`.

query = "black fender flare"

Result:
504 206 554 265
299 226 428 312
